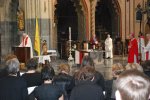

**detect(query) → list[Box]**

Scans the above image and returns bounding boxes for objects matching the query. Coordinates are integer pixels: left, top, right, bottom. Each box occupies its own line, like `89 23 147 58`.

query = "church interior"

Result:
0 0 149 61
0 0 150 100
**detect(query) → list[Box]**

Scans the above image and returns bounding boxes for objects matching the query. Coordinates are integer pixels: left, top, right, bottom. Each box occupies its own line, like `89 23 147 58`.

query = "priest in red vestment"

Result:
128 33 139 63
19 33 33 58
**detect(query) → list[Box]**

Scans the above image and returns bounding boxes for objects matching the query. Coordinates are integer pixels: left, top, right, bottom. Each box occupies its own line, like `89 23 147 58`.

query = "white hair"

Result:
6 58 20 74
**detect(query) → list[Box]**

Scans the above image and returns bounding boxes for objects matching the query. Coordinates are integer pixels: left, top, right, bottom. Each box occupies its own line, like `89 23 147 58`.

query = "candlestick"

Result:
68 27 74 65
69 27 71 40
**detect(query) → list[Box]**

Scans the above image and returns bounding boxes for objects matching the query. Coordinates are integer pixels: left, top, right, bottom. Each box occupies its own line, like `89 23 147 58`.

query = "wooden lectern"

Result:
12 47 30 63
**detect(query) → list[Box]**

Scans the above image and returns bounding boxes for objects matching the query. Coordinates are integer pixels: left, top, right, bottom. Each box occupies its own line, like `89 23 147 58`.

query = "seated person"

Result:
141 60 150 77
33 66 64 100
79 55 105 91
115 70 150 100
105 63 125 100
53 64 75 100
110 63 124 100
70 66 104 100
0 59 28 100
125 63 143 72
21 58 42 87
0 54 20 78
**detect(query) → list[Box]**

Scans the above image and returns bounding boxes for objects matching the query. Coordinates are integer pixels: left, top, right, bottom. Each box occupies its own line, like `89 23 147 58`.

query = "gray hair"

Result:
116 70 150 100
6 58 20 74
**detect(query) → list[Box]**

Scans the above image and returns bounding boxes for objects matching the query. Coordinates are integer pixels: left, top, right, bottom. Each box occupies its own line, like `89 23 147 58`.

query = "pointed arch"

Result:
95 0 122 39
81 0 90 40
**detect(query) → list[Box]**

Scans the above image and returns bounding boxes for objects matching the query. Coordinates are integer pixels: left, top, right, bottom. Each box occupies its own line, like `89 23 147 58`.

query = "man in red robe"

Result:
128 33 139 63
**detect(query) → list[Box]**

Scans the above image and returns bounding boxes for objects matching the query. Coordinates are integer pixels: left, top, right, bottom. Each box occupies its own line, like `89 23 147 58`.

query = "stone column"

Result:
49 0 57 49
90 0 95 37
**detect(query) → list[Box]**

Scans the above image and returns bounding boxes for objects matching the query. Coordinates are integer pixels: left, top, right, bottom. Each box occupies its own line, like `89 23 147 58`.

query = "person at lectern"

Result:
19 33 33 58
105 34 113 59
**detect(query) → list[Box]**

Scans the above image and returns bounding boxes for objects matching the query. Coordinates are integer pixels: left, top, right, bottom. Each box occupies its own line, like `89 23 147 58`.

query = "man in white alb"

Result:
105 34 113 59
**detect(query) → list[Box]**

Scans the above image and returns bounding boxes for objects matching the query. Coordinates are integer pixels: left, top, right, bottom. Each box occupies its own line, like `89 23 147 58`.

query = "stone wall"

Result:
0 0 19 62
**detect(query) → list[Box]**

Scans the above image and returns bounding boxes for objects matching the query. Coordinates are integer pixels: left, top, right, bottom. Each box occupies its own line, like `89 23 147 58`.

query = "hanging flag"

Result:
34 17 40 56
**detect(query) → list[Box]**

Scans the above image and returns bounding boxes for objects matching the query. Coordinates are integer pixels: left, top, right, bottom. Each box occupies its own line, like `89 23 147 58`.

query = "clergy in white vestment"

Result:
138 33 145 61
144 34 150 60
105 34 113 58
19 33 33 58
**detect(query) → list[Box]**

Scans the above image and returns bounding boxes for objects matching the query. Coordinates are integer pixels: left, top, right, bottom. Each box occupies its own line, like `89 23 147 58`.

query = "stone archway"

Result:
54 0 78 59
73 0 89 41
54 0 89 59
95 0 121 40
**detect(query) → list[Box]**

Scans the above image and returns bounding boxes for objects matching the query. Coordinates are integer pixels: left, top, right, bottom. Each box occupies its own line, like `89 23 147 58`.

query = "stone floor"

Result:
51 55 128 80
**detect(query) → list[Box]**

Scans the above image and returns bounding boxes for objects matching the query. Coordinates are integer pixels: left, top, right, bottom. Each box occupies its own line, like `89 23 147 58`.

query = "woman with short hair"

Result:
70 66 104 100
33 66 64 100
0 59 28 100
53 64 75 100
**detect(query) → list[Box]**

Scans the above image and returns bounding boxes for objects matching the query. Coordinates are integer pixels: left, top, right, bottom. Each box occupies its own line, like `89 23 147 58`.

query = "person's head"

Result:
81 55 95 68
107 34 110 38
43 40 47 43
92 34 96 38
115 70 150 100
112 63 125 78
41 66 55 81
138 32 143 37
6 58 20 75
22 33 28 38
146 33 150 40
26 58 38 70
125 63 143 72
141 60 150 71
5 54 17 62
75 66 95 81
58 63 70 74
129 33 135 39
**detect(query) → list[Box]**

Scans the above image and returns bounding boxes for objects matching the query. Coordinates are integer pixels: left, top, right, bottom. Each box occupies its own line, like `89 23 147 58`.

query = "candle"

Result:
69 27 71 40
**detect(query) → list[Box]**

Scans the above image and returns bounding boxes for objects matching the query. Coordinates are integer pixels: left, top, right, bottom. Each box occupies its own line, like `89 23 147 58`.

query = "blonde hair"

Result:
112 63 125 77
125 63 143 72
58 63 70 73
5 54 17 62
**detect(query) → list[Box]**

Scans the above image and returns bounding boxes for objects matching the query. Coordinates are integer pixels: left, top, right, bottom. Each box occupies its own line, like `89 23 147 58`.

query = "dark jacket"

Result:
34 84 63 100
75 71 105 91
70 81 104 100
94 71 105 91
0 76 28 100
53 73 75 100
21 72 42 87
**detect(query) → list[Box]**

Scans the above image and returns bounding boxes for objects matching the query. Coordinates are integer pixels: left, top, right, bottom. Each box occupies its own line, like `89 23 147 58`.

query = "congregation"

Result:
0 54 149 100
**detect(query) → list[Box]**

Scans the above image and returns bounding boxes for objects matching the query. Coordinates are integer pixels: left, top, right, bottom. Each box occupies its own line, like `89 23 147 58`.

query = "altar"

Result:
75 50 105 64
